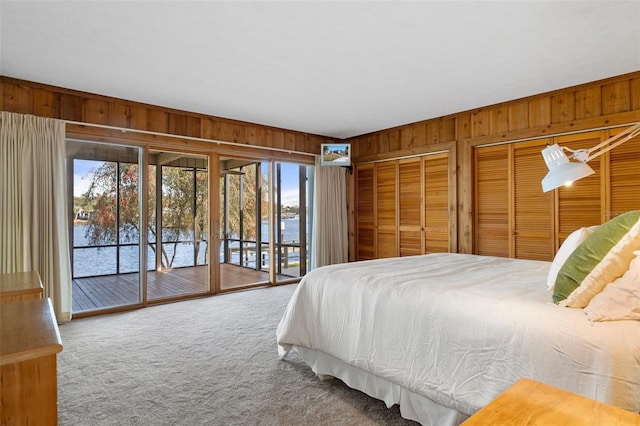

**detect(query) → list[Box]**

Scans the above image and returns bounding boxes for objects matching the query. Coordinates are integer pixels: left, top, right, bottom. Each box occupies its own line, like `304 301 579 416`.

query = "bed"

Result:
276 252 640 425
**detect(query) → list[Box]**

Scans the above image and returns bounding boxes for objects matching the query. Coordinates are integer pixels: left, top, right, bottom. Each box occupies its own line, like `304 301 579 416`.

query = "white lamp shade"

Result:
540 123 640 192
541 144 570 169
541 161 595 192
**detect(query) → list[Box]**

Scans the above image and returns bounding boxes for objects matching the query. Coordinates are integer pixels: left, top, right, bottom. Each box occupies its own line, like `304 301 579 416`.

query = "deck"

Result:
72 264 291 314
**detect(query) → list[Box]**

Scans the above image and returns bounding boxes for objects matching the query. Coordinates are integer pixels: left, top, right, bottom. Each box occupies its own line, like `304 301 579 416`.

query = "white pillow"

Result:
547 227 595 290
583 250 640 322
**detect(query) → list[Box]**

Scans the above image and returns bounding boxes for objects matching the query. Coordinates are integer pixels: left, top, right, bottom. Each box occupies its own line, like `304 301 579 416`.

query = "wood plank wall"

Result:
2 72 639 260
0 76 329 164
348 71 640 255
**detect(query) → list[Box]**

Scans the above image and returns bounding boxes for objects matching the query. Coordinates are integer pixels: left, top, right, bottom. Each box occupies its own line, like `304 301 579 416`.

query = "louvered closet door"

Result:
356 165 375 260
474 145 509 257
513 140 554 261
376 161 398 258
398 158 423 256
424 153 450 253
555 132 602 246
608 128 640 218
474 128 640 261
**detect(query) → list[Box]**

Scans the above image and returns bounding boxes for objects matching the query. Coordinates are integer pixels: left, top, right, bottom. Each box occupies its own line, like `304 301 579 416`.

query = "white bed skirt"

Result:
282 345 470 426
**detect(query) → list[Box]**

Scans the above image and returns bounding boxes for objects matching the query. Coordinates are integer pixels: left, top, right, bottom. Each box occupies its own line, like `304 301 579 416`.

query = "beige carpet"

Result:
57 284 418 425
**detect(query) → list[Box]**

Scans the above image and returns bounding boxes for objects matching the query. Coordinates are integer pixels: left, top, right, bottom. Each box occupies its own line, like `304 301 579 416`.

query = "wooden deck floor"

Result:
72 264 285 314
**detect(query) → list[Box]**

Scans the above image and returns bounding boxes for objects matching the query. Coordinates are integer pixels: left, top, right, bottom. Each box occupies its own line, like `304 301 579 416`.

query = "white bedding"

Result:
276 253 640 422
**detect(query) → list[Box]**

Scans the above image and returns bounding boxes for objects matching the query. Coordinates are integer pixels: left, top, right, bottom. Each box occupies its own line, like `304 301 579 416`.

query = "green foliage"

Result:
81 160 267 269
220 164 267 241
81 162 208 268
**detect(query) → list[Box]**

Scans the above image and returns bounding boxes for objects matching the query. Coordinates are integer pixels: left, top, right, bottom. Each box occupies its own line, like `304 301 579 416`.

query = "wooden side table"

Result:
462 378 640 425
1 298 63 425
0 271 44 303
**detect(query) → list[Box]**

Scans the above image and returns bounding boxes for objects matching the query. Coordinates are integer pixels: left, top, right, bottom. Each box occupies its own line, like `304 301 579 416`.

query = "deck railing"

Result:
73 237 301 279
72 237 208 279
222 237 301 275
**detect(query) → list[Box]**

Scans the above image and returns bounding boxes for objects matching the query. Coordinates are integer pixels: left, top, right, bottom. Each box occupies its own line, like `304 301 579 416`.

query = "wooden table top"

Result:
0 298 63 366
462 378 640 425
0 271 43 296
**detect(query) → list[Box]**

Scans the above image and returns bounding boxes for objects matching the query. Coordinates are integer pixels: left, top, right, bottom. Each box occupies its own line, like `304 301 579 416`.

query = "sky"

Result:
73 159 303 207
73 160 97 197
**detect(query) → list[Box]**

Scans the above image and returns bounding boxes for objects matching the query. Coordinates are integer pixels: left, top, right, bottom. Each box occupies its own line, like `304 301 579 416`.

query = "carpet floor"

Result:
57 284 418 425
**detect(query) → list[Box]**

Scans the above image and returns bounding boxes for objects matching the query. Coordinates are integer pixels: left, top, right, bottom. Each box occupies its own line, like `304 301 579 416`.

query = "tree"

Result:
82 162 208 269
157 166 208 266
220 163 268 242
82 160 267 271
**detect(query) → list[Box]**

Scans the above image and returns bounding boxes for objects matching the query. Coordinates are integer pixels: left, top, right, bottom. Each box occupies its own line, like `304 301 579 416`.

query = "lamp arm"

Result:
584 123 640 162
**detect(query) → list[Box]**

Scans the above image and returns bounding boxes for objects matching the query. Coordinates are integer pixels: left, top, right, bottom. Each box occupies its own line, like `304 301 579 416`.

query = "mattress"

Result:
276 253 640 423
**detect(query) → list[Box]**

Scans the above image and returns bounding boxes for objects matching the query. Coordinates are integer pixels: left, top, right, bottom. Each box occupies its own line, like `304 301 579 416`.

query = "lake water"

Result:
73 218 304 277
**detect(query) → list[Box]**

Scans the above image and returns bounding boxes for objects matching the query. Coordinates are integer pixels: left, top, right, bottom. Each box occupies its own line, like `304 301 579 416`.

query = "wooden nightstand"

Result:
462 378 640 425
0 271 44 303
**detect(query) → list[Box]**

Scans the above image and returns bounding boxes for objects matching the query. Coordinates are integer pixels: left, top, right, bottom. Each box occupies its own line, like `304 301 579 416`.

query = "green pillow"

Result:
553 210 640 307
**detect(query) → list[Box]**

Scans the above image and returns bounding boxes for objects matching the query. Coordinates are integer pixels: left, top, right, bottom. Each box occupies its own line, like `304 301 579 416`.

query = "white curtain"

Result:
1 112 72 322
311 155 349 269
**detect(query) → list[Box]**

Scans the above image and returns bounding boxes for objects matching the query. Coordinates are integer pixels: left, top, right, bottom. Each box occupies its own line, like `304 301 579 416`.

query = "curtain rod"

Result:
62 119 317 157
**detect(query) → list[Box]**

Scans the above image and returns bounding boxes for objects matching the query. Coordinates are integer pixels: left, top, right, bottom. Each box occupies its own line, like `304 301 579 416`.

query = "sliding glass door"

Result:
219 160 270 290
147 150 210 301
219 158 312 289
68 140 145 313
69 140 311 315
273 162 310 283
69 143 211 314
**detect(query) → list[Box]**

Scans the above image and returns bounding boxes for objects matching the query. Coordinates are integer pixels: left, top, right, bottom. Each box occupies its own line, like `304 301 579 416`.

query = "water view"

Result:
73 218 303 277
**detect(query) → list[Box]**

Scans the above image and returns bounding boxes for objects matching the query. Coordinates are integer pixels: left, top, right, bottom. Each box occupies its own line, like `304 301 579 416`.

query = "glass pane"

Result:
69 142 143 313
147 244 157 270
79 159 117 246
119 163 140 246
259 162 270 273
196 170 208 265
227 173 241 245
218 160 271 290
148 152 209 301
161 242 194 268
73 246 117 277
276 162 304 281
147 165 157 244
119 245 140 273
242 164 257 241
162 166 195 247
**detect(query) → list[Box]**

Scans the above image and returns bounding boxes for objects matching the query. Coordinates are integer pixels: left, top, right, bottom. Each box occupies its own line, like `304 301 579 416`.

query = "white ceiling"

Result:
1 1 639 139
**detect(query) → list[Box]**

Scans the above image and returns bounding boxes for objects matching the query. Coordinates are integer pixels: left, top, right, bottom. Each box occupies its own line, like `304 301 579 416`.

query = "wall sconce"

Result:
541 123 640 192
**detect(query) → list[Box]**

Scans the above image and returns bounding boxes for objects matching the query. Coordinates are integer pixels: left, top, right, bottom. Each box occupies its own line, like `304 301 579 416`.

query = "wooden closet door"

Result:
555 132 602 246
424 153 450 253
513 140 554 261
474 145 510 257
554 128 640 249
356 165 375 260
398 158 423 256
376 161 398 258
473 127 640 261
608 128 640 219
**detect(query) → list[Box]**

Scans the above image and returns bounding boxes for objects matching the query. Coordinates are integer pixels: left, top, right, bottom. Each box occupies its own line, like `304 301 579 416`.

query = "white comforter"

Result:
276 253 640 415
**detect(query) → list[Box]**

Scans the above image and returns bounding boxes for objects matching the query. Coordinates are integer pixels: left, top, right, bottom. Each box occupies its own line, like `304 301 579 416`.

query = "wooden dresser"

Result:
0 271 44 303
0 297 63 425
462 378 640 425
